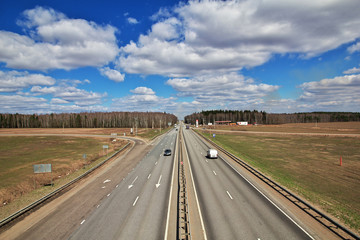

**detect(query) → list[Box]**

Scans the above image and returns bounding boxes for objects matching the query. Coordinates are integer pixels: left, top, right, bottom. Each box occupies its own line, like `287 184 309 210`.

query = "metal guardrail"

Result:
177 128 191 240
0 142 131 228
193 129 359 240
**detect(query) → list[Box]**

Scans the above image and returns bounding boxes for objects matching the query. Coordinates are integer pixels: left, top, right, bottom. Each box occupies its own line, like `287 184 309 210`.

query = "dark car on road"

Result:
164 149 172 156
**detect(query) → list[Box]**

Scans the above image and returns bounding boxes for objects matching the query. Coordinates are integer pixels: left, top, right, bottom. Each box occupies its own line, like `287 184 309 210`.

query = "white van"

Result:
207 149 218 159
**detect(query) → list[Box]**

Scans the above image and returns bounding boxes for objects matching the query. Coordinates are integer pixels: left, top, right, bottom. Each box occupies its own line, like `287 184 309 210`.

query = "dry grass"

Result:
198 122 360 233
205 121 360 135
0 135 125 211
0 127 166 220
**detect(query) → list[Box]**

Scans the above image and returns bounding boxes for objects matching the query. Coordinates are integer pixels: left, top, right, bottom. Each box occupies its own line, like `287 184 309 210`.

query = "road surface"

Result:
182 128 314 239
69 129 177 239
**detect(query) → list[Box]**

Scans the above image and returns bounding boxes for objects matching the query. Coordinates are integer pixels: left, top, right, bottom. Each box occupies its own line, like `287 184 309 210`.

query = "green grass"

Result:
199 130 360 232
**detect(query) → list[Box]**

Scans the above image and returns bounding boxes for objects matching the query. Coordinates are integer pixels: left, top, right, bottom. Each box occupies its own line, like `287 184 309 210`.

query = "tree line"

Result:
184 110 360 125
0 112 178 128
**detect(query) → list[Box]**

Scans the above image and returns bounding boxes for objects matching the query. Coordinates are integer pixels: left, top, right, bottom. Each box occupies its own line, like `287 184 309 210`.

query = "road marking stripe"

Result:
155 161 158 165
226 191 233 200
107 193 111 197
80 220 85 225
128 176 138 189
222 158 314 240
164 152 177 240
156 175 162 188
148 173 151 179
116 185 119 188
213 170 217 176
133 196 139 206
183 131 208 240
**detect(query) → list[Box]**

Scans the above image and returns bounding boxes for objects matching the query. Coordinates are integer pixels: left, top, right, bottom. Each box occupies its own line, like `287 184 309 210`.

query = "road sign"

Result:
213 134 216 138
33 164 52 173
103 145 109 149
83 154 87 159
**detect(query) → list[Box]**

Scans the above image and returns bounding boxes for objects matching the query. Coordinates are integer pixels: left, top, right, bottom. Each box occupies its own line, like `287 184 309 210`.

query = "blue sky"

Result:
0 0 360 119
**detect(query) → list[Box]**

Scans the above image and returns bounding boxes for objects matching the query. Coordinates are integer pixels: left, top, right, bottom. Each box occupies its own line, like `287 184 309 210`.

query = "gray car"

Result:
164 149 171 156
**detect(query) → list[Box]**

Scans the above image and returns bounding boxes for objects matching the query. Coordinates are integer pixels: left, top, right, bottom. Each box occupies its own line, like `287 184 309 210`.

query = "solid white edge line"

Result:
164 151 177 240
184 130 208 240
222 157 314 240
133 196 139 206
226 190 233 200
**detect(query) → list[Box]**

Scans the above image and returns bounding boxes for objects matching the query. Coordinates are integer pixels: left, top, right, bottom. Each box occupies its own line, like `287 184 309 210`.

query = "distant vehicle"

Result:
164 149 172 156
186 125 190 129
207 149 218 159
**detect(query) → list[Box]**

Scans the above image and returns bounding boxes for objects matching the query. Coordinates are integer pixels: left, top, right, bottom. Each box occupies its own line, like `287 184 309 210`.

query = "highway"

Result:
1 127 338 240
182 127 314 239
68 129 177 240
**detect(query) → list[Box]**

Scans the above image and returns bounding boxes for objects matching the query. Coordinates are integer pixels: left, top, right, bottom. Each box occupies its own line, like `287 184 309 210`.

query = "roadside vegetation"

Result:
137 127 172 140
198 123 360 233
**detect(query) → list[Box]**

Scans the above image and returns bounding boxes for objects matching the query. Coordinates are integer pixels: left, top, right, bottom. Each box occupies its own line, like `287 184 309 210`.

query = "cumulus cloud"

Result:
0 94 49 113
0 6 119 71
343 66 360 75
112 86 176 112
298 74 360 111
127 17 139 24
100 67 125 82
118 0 360 76
347 42 360 54
167 72 279 107
50 98 69 104
130 86 155 95
0 70 55 92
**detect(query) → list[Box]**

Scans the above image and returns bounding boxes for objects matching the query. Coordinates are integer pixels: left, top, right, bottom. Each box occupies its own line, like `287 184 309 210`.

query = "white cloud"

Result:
167 72 279 105
0 94 49 113
347 42 360 54
127 17 139 24
0 70 55 92
118 0 360 76
50 98 69 104
0 6 119 71
130 86 155 95
343 66 360 75
30 81 107 106
297 74 360 111
100 67 125 82
112 87 175 112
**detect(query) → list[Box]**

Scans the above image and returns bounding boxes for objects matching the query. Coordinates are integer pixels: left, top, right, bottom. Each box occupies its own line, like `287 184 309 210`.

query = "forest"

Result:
184 110 360 125
0 112 178 128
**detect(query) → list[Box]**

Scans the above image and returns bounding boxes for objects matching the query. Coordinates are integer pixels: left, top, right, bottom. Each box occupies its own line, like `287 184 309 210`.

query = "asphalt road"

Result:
182 128 314 240
68 129 177 240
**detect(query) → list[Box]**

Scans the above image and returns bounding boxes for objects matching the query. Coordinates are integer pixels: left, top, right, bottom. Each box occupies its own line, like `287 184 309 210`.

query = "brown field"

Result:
198 122 360 233
0 127 168 220
204 121 360 135
0 127 140 135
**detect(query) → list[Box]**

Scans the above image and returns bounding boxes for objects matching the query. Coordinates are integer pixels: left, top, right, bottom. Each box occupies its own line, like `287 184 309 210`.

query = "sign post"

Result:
103 145 109 156
33 164 53 186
